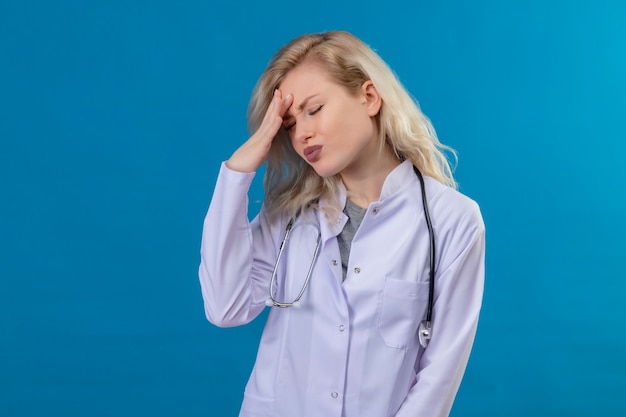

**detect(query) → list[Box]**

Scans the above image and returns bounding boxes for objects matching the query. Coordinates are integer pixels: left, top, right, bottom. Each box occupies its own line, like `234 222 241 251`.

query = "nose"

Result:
293 119 313 144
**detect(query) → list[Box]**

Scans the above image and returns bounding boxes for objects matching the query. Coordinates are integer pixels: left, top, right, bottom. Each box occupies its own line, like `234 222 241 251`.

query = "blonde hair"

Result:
247 31 456 220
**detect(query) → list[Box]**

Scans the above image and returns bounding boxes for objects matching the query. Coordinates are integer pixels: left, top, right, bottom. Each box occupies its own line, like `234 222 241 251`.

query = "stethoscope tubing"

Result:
414 165 436 326
267 218 322 308
268 166 436 347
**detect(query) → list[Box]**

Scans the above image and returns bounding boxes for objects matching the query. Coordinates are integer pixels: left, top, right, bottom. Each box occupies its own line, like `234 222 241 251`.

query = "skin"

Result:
226 61 400 208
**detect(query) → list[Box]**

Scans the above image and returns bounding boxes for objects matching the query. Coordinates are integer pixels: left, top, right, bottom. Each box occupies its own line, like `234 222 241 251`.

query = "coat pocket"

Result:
377 278 429 349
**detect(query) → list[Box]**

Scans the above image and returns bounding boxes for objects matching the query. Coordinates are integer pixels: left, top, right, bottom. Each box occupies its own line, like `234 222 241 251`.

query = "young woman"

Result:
199 31 485 417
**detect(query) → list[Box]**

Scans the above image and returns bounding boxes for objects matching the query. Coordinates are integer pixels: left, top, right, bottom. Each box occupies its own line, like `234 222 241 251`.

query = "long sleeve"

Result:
198 162 283 328
394 198 486 417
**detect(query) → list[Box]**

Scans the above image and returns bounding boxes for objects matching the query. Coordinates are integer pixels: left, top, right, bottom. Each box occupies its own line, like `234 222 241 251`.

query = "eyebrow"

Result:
284 94 319 119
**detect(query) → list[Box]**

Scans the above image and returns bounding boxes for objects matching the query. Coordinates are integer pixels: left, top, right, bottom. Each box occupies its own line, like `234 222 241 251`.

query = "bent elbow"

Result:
204 307 239 328
202 298 256 328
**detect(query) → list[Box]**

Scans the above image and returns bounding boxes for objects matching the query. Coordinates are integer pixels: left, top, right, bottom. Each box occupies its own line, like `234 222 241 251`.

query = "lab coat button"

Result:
331 392 339 399
332 259 338 266
373 207 379 214
354 267 361 274
339 324 345 332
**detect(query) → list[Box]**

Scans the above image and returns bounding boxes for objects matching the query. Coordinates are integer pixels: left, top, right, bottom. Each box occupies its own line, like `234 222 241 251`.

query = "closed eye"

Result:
308 105 323 116
283 105 323 131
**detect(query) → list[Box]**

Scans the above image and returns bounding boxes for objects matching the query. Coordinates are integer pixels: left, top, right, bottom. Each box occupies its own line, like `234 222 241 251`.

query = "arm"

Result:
198 90 294 327
198 163 283 327
395 200 486 417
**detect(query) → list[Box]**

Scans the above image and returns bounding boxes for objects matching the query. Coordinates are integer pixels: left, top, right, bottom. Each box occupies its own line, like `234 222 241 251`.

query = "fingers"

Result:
260 89 293 138
225 89 293 173
259 89 279 127
278 90 294 118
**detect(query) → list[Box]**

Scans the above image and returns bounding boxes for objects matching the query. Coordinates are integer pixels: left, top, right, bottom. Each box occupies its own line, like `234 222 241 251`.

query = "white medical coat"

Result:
199 160 485 417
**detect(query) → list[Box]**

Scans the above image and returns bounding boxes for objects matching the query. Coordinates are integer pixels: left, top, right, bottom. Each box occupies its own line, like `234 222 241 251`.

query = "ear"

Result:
360 80 382 117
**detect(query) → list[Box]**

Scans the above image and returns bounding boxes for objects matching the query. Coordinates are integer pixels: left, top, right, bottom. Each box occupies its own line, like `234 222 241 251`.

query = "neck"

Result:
340 147 400 209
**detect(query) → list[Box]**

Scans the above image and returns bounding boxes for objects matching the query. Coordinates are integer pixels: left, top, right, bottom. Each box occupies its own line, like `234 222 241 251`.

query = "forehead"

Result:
279 61 333 96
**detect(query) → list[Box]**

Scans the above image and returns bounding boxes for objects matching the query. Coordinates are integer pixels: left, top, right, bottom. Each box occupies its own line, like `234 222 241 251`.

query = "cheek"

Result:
316 112 341 139
333 110 372 143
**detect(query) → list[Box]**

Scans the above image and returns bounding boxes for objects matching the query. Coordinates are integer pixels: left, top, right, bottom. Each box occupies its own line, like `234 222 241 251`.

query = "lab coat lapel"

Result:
315 188 349 309
316 180 348 244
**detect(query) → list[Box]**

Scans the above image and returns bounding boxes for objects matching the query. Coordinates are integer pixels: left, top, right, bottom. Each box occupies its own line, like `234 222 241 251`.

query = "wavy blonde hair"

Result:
247 31 456 221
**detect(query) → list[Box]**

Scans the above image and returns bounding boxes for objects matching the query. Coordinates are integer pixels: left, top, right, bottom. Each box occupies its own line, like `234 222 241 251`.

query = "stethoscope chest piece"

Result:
418 320 431 348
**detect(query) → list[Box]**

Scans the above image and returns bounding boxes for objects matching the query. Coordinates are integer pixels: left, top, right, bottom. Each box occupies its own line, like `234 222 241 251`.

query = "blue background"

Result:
1 0 625 416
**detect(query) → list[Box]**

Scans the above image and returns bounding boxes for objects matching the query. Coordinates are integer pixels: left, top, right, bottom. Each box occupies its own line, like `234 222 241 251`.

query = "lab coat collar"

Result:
316 160 416 241
379 159 417 201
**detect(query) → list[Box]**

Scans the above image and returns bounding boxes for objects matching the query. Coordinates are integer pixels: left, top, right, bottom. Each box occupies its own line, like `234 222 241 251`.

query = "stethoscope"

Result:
265 166 436 348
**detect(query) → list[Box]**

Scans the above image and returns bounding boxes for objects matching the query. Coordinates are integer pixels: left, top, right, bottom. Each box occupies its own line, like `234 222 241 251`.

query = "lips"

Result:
303 145 323 163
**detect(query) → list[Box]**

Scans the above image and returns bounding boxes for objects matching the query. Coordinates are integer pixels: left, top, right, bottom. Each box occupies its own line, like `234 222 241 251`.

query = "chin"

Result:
309 163 341 178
